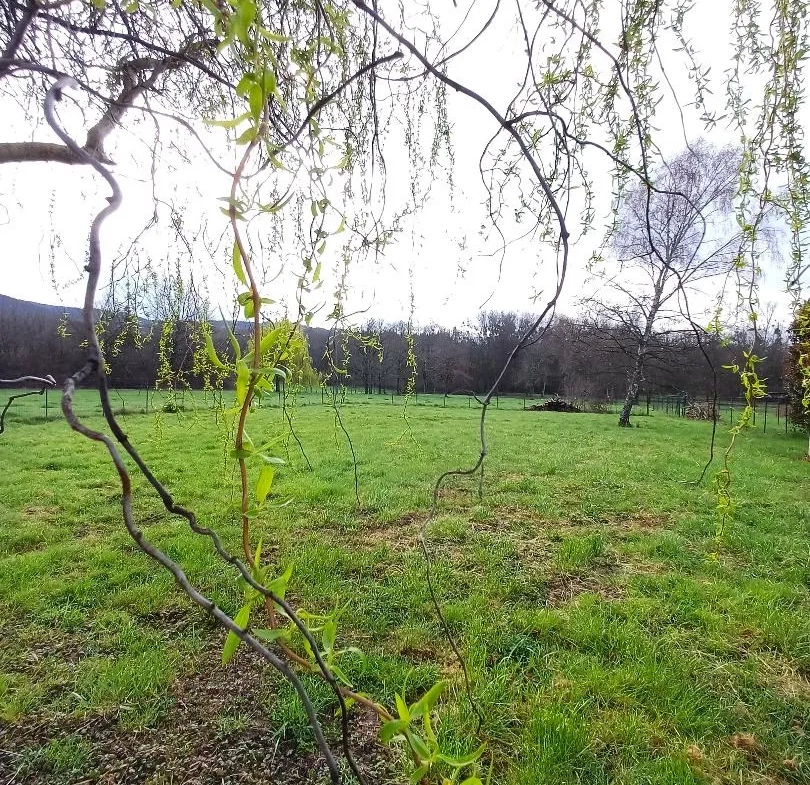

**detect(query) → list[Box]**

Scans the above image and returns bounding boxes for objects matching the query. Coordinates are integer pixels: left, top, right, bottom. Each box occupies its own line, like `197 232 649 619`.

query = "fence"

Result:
0 384 803 436
645 393 795 434
0 386 160 425
1 386 555 423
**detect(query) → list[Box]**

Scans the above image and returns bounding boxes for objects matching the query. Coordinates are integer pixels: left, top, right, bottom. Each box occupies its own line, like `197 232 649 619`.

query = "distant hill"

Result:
0 294 327 337
0 293 85 322
0 294 332 388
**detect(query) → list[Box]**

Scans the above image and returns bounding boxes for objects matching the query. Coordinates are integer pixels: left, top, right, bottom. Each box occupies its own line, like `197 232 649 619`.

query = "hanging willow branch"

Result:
43 77 347 785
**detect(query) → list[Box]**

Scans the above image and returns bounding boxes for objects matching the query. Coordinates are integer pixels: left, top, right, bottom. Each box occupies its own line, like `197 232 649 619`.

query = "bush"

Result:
785 300 810 430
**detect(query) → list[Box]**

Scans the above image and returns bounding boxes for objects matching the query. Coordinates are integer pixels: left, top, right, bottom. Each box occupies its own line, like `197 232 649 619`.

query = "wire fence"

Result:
644 393 796 434
0 384 802 435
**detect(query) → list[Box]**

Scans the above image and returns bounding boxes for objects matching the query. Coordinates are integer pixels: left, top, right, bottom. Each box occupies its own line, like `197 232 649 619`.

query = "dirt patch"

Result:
341 506 670 561
21 506 60 521
729 732 764 760
543 561 622 606
345 512 424 553
468 505 670 536
0 622 87 674
559 511 670 534
140 606 199 635
753 653 810 702
0 645 399 785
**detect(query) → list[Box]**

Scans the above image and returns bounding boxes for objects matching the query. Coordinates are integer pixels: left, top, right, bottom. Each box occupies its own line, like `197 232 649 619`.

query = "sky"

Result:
0 0 801 331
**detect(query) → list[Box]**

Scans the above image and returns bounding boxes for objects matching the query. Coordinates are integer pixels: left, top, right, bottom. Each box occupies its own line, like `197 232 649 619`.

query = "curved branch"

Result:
0 374 55 436
44 78 344 784
1 53 180 166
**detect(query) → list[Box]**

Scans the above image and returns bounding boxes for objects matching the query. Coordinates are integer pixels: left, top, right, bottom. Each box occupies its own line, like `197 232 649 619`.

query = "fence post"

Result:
763 399 768 432
44 387 49 420
468 396 471 408
753 402 756 427
496 396 499 409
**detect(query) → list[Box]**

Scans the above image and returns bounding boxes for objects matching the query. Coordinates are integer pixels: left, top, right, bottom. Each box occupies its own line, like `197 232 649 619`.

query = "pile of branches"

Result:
528 398 582 413
684 401 720 421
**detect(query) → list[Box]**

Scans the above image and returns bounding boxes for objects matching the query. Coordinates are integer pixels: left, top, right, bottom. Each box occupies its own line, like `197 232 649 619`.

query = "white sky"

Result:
0 0 801 330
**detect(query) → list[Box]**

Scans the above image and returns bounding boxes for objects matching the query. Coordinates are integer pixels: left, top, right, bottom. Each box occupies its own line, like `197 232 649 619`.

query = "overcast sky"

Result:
0 0 801 330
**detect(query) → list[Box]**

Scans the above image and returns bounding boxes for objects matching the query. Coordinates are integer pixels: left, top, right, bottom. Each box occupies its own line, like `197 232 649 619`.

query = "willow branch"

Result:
44 77 344 783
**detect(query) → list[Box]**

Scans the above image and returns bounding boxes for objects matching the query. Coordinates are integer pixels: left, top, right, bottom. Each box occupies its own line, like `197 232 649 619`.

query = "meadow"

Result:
0 397 808 784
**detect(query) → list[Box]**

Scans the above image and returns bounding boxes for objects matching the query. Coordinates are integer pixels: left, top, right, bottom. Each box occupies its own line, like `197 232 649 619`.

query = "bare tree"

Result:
592 142 741 427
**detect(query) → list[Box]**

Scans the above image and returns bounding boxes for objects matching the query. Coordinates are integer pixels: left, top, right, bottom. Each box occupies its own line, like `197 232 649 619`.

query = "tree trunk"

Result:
618 277 664 427
618 350 646 427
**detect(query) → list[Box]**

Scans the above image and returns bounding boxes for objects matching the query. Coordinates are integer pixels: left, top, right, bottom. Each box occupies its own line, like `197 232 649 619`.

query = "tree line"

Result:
0 294 788 403
313 312 787 402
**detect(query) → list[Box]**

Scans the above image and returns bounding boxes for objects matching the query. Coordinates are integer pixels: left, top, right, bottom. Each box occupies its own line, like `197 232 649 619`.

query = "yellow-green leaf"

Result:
222 604 251 664
258 326 285 357
203 112 251 128
260 29 290 43
256 465 275 503
204 331 227 369
395 692 410 721
232 243 247 286
235 361 250 407
406 730 431 761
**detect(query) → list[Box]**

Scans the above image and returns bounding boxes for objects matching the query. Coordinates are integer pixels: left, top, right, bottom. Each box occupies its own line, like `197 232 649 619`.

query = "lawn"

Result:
0 397 808 784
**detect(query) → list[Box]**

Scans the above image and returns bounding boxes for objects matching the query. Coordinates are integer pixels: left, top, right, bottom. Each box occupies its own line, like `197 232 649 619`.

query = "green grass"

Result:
1 399 808 783
15 735 94 782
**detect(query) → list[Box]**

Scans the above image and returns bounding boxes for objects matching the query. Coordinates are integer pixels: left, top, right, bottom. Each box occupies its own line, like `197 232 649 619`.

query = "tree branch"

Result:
0 55 179 165
0 0 36 79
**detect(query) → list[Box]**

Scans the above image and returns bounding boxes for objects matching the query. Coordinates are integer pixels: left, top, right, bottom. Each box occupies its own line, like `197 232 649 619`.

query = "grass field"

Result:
0 398 808 784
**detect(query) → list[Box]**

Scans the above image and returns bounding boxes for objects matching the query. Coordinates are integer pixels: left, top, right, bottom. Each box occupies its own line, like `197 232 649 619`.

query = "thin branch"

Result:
0 0 36 79
44 78 345 784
